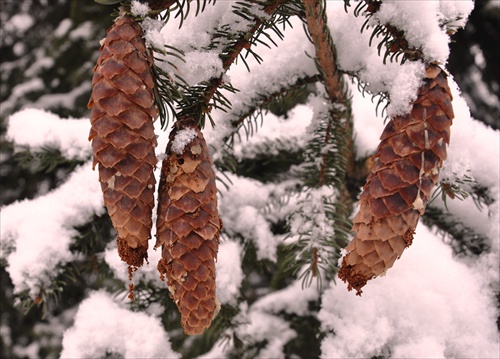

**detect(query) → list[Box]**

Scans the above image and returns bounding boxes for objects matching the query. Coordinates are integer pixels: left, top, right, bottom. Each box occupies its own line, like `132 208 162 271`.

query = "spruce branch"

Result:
303 0 346 103
283 102 353 289
422 206 490 256
176 0 289 128
279 0 355 288
13 145 85 174
227 74 321 141
348 0 424 64
302 0 355 193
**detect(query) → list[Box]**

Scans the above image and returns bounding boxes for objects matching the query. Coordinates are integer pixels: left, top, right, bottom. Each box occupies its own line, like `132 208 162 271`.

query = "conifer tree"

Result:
1 1 499 358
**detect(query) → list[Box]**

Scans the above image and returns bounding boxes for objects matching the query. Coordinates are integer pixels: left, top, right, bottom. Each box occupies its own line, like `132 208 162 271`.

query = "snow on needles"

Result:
130 0 150 18
60 291 178 358
2 109 101 297
170 127 198 154
319 224 499 358
0 162 103 297
6 108 92 161
216 240 244 306
326 0 473 117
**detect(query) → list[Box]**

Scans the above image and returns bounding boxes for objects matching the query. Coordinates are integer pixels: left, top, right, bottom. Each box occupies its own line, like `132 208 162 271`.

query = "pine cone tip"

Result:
338 257 368 296
117 237 148 268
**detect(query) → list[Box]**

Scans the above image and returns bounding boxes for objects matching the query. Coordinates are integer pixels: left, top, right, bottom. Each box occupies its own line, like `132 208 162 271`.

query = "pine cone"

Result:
155 122 222 335
88 15 158 267
339 65 454 295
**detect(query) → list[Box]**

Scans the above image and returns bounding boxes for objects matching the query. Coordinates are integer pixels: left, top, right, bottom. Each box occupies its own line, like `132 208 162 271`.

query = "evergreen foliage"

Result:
1 0 499 358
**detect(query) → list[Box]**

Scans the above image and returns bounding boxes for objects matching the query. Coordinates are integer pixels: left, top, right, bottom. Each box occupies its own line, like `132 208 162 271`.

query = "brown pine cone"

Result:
339 65 454 295
88 15 158 268
155 122 222 335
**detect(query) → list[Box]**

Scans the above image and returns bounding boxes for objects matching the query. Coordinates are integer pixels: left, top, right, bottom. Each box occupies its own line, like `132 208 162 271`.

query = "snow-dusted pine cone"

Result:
155 122 221 335
339 65 454 295
88 14 158 267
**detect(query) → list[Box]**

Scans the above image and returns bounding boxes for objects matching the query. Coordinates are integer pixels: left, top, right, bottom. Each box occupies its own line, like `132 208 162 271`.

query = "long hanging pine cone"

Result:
155 121 222 335
88 14 158 268
338 65 454 295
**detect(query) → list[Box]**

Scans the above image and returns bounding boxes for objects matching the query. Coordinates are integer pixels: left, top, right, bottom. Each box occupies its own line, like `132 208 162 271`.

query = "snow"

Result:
54 18 73 38
4 13 34 33
209 16 316 144
170 127 198 154
178 50 224 86
231 104 311 160
288 186 336 249
349 81 387 158
30 81 92 112
319 224 499 359
0 162 104 297
130 0 151 18
326 0 473 117
439 1 475 29
375 1 451 62
326 2 427 117
218 174 281 261
2 0 499 357
234 303 297 359
69 21 93 41
6 108 92 161
251 278 319 317
60 291 179 358
104 242 163 287
216 240 244 306
1 78 45 116
146 2 251 87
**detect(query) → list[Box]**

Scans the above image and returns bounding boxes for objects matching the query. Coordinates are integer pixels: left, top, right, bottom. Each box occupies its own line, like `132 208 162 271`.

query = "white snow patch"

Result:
350 82 386 158
218 174 281 262
171 127 198 154
54 18 72 38
238 206 278 262
252 278 319 317
104 243 163 287
439 1 475 29
375 1 450 62
0 163 104 297
326 1 472 117
1 78 45 116
235 303 296 358
130 0 151 18
69 21 93 41
288 186 336 246
231 105 311 160
5 13 34 33
140 17 165 49
179 50 224 86
320 224 499 358
216 240 244 306
443 77 500 190
6 108 91 161
60 291 179 358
